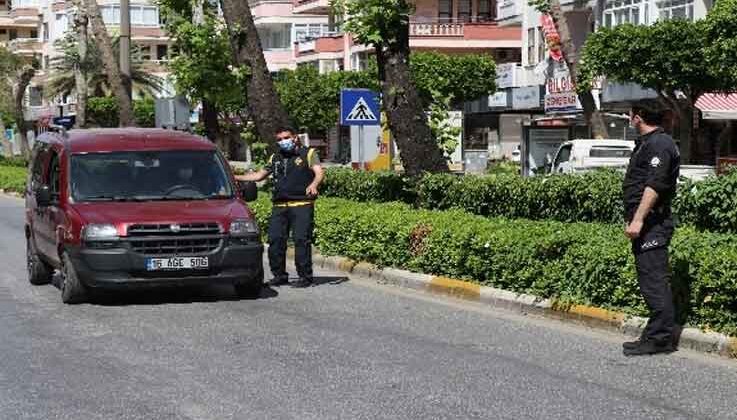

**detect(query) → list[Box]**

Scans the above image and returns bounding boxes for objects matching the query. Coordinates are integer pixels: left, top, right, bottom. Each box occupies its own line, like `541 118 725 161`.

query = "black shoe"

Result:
292 278 313 288
268 276 289 287
623 338 645 350
623 339 675 357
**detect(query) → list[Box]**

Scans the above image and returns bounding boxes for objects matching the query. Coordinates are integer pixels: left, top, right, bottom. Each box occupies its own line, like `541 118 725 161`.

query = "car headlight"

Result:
229 219 259 236
83 224 119 240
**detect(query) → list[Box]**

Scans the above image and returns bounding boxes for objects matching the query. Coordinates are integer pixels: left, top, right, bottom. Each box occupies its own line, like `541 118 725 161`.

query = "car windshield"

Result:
70 150 233 202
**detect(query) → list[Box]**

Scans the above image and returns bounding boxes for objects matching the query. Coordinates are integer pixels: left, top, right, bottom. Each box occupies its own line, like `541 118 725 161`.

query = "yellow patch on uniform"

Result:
295 157 304 166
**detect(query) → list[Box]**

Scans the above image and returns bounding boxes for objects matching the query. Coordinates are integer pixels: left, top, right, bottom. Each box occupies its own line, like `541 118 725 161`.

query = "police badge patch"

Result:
650 156 661 167
295 157 304 166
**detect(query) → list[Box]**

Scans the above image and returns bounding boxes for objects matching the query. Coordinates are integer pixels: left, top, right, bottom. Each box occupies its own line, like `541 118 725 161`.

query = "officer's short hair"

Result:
275 126 296 135
631 99 665 126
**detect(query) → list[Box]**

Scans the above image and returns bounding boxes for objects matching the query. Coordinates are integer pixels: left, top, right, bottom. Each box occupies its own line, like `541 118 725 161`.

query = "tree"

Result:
410 51 496 106
160 0 246 156
529 0 609 139
46 35 166 108
703 0 737 91
334 0 449 175
275 65 379 135
83 0 134 126
219 0 292 151
578 20 724 163
0 47 36 158
70 0 89 128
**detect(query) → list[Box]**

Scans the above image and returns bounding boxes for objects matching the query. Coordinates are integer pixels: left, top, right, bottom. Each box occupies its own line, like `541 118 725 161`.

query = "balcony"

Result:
7 38 42 55
407 20 522 50
292 0 330 14
410 21 465 37
10 6 40 27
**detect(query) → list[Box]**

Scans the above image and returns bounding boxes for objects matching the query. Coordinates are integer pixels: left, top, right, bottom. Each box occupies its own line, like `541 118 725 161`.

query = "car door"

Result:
45 149 65 267
28 142 52 258
552 144 573 174
33 148 61 263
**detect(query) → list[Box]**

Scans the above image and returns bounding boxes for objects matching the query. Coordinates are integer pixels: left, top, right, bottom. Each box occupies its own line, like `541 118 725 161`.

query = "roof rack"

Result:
47 124 69 138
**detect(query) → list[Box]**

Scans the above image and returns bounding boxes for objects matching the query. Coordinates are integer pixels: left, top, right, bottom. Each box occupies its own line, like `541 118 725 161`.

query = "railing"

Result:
7 38 41 52
410 22 465 37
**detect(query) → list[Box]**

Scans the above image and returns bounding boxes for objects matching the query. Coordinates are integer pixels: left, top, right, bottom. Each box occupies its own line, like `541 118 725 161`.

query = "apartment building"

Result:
1 0 173 125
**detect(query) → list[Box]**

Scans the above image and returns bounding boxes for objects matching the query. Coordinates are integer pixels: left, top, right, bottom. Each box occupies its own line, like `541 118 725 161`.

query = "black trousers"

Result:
632 222 675 342
268 204 314 280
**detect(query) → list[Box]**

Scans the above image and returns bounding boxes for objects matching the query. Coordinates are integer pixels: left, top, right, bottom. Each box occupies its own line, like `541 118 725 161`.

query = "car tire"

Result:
27 237 53 286
234 268 264 299
61 252 88 304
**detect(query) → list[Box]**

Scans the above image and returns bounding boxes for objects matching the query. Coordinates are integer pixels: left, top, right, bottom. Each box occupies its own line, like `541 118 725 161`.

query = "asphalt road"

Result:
0 195 736 420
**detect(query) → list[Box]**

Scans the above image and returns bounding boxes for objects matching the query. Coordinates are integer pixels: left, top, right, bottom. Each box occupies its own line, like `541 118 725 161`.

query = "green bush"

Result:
320 168 737 234
0 156 28 168
134 97 156 127
0 165 27 192
87 96 119 128
251 194 737 336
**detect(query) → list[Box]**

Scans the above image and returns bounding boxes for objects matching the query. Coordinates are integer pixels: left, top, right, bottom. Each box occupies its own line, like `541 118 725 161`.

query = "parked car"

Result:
25 128 264 304
550 139 635 174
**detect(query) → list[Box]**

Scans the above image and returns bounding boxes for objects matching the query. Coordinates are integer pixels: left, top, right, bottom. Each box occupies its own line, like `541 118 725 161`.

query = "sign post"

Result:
340 89 381 170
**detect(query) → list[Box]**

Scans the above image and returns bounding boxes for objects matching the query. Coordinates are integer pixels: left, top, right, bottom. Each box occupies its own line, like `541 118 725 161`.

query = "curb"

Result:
307 251 737 360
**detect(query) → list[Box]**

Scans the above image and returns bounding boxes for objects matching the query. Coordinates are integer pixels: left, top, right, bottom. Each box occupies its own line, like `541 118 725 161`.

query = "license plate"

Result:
146 257 209 271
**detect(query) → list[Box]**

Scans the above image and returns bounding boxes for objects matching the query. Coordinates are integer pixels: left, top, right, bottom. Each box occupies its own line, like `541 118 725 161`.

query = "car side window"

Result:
48 152 61 202
554 145 572 166
30 143 48 191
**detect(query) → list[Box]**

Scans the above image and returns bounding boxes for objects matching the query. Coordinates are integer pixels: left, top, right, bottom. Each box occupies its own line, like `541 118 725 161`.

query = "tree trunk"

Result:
13 66 35 159
84 0 134 127
202 99 219 142
548 1 609 138
374 8 448 176
220 0 291 151
677 103 694 164
378 47 449 176
71 0 88 128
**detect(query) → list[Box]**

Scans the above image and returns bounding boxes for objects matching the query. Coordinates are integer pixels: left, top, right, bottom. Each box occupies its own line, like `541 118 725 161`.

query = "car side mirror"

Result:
36 185 52 207
239 181 258 202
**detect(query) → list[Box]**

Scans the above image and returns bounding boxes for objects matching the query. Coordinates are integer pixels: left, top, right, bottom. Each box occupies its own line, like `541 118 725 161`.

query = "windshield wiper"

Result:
81 195 145 202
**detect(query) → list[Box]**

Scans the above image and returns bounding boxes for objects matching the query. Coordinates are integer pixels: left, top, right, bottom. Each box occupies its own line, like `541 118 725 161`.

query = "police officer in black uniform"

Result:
622 100 680 356
237 127 324 288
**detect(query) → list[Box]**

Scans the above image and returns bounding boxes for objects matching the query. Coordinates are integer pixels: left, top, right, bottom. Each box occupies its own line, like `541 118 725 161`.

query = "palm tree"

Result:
45 34 165 104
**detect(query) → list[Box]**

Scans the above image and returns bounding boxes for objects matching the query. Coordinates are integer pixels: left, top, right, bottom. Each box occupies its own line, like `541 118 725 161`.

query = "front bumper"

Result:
67 238 264 290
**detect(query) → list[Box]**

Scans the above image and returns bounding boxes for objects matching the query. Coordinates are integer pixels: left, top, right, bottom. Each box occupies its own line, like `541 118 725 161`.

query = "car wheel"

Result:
61 253 88 304
234 268 264 299
27 237 53 285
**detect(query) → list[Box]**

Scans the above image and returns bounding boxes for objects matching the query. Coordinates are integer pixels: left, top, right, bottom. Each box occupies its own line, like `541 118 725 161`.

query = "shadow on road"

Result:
51 273 279 306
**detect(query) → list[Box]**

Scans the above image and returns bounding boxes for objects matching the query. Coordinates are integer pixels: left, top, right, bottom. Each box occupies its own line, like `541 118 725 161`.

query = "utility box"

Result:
155 96 191 130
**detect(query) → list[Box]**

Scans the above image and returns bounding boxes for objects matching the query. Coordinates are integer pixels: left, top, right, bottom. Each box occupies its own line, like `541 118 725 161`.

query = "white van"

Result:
550 139 635 174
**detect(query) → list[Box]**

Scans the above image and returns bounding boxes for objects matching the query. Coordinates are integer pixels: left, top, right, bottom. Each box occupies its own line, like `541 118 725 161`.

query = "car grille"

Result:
127 223 222 256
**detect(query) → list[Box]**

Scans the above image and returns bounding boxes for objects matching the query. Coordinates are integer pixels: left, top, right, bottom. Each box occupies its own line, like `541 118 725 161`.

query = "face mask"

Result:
278 138 296 152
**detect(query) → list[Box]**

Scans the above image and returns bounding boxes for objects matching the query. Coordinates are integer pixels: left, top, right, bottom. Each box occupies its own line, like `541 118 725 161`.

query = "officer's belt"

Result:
273 201 314 208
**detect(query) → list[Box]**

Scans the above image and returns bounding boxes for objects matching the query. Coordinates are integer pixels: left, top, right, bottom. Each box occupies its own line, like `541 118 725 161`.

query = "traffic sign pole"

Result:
358 125 365 170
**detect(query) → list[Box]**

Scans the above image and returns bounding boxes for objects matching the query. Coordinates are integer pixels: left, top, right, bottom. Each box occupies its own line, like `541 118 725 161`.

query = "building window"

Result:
29 86 43 107
478 0 496 22
293 23 330 43
139 45 151 61
603 0 642 28
101 5 121 24
156 44 168 61
54 13 68 39
42 22 47 40
538 29 546 64
351 51 370 71
258 23 291 50
31 28 38 39
14 0 38 7
438 0 452 21
527 27 536 65
9 29 17 40
458 0 472 22
43 55 49 69
658 0 694 20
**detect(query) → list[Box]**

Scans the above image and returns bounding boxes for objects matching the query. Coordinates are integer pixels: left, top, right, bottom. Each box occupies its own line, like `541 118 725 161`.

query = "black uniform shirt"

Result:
622 128 680 222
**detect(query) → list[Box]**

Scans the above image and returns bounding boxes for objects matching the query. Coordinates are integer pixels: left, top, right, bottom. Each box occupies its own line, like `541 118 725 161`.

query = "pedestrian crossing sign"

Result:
341 89 381 126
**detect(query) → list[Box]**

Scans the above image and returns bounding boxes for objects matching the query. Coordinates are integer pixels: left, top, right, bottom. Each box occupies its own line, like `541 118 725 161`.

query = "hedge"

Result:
251 194 737 336
321 168 737 233
0 165 27 192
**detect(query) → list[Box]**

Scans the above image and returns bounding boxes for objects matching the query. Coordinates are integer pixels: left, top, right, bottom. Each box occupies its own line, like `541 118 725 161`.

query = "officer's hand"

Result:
625 220 644 239
306 184 319 196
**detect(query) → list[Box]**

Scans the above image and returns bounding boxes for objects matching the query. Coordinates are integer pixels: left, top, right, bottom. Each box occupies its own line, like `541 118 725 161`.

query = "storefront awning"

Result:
696 93 737 120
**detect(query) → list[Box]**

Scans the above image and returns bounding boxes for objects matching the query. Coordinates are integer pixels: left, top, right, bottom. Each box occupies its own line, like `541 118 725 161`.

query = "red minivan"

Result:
25 128 264 304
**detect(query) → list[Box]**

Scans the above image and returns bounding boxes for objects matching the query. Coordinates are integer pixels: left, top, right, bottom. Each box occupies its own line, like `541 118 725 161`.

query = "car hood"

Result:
72 199 253 235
